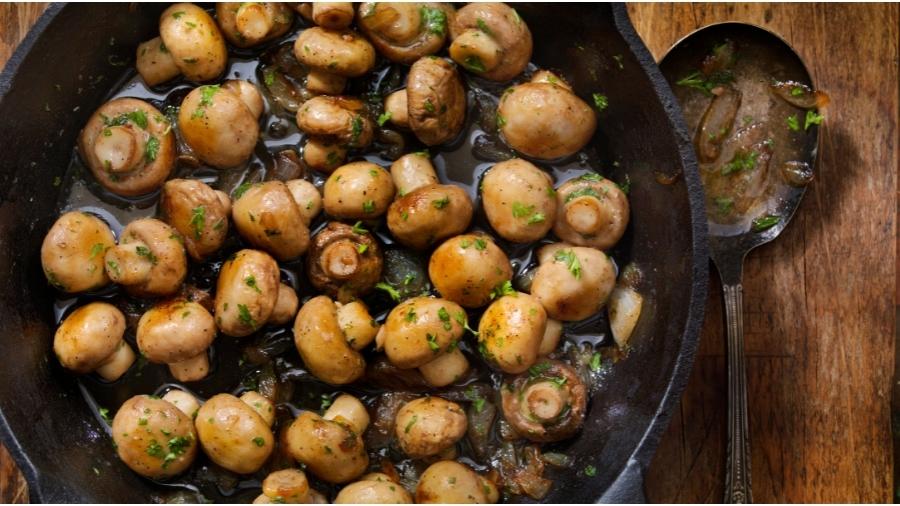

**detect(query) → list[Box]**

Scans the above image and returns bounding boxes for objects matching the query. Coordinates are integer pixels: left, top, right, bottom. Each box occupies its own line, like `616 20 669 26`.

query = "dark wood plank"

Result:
628 3 898 503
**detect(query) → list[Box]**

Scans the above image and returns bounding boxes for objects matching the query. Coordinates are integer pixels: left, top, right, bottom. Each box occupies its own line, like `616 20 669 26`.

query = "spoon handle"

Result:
723 283 753 503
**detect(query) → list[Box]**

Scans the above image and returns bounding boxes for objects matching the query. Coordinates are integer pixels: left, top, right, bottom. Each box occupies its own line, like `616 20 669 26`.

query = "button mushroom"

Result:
553 174 630 250
139 3 228 85
159 179 231 262
293 26 376 95
78 98 176 196
335 301 380 351
269 283 300 326
302 137 348 173
390 152 439 197
292 295 368 384
481 158 557 243
214 249 281 337
296 96 375 150
538 319 563 356
415 460 499 504
53 302 135 381
395 397 467 458
285 399 369 483
377 296 466 369
178 81 263 169
530 243 616 321
428 234 513 308
497 71 597 160
162 388 201 419
285 179 323 225
231 181 311 261
386 184 473 250
306 221 383 302
41 211 116 293
357 3 454 64
241 391 276 427
448 2 531 82
137 300 216 382
195 393 275 474
104 218 187 297
255 468 311 504
418 348 470 388
111 395 198 479
322 162 395 219
383 89 409 129
310 2 355 29
335 474 413 504
216 2 294 48
406 57 467 145
500 359 587 442
477 292 547 373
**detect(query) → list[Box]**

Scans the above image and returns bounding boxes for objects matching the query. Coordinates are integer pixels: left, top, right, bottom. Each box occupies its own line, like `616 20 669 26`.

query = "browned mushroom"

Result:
407 57 467 145
386 184 473 250
296 96 375 150
357 3 455 64
104 218 187 297
306 222 383 303
448 2 532 81
216 2 294 48
159 179 231 261
553 174 630 251
500 359 587 442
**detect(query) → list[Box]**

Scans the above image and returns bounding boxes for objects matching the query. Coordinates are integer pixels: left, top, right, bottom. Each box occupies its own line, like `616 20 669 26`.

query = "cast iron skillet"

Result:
0 3 707 503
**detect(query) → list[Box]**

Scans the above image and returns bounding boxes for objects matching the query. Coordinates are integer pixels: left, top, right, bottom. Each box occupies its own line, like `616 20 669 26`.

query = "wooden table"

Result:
1 3 896 503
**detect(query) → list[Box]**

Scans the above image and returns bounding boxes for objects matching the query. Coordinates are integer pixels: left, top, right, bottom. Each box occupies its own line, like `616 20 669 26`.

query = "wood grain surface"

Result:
0 3 896 504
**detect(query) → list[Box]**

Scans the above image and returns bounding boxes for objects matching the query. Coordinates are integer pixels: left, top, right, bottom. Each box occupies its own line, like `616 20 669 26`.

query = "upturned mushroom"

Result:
500 359 587 442
477 292 548 373
216 2 294 48
428 234 513 308
104 218 187 297
293 295 375 384
213 249 281 337
137 300 216 382
406 57 467 145
415 460 499 503
395 396 467 458
41 211 116 293
53 302 135 381
553 173 630 250
231 180 311 261
296 97 375 158
497 70 597 160
78 98 175 196
481 158 557 242
357 3 454 64
111 395 198 479
136 3 228 86
195 393 275 474
448 2 532 82
293 26 376 95
254 468 312 504
530 243 616 321
178 81 263 169
376 296 466 369
387 183 473 250
305 221 383 302
159 179 231 261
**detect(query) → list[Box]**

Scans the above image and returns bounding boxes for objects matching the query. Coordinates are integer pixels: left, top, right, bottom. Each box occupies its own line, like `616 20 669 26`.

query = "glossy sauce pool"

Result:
52 24 631 502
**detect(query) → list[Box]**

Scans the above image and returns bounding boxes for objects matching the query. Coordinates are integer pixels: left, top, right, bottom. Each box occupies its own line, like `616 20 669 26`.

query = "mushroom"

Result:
538 319 563 356
77 98 175 196
530 243 616 321
383 89 409 129
285 405 369 483
178 81 263 169
241 391 276 427
231 181 311 261
377 296 466 369
53 302 135 381
104 218 187 297
41 211 116 293
216 2 294 48
293 26 376 95
137 300 216 382
195 393 275 474
406 56 467 145
214 249 281 337
386 184 473 250
306 221 383 302
390 152 439 197
162 388 201 419
159 178 231 261
415 460 499 504
497 70 597 160
336 301 381 351
553 174 630 250
481 158 557 242
310 3 355 29
255 468 311 504
293 295 368 384
448 2 531 82
269 283 300 326
323 162 395 219
500 359 587 442
608 286 643 348
418 348 469 387
296 96 375 150
335 475 413 504
111 395 198 479
428 234 512 308
140 3 228 84
477 292 547 374
323 394 370 433
395 397 467 458
302 137 348 173
285 179 323 225
356 3 454 64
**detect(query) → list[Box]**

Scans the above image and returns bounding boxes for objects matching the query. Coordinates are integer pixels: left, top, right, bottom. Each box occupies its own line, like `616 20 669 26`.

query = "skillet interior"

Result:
0 3 707 502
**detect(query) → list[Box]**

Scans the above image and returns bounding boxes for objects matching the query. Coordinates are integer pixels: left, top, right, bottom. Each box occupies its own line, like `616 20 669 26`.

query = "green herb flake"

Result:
405 414 419 433
592 93 609 112
375 282 401 302
377 111 392 126
135 245 158 265
350 115 363 146
751 214 780 232
714 196 734 215
790 86 804 96
721 150 760 176
463 55 486 73
675 69 735 97
405 306 417 323
233 182 253 199
527 212 546 225
584 464 597 477
432 196 450 209
351 221 368 235
172 11 185 19
144 136 160 162
252 436 266 447
424 98 436 113
496 113 507 128
474 238 487 251
528 362 552 378
420 6 447 37
245 275 262 294
146 440 164 458
106 260 121 278
357 243 369 254
804 110 824 130
88 243 106 261
263 69 275 87
554 249 582 279
426 333 440 353
590 352 602 371
490 280 516 300
99 407 111 424
786 114 801 131
362 200 376 213
511 201 534 218
189 205 206 239
476 18 493 36
237 304 257 329
320 394 333 411
565 186 603 203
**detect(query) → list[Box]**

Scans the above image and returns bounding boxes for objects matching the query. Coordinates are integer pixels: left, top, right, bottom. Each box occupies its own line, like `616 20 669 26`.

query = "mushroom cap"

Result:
160 178 230 261
111 395 198 479
231 180 311 261
53 302 126 374
195 393 275 474
449 2 532 82
477 292 547 374
214 249 281 337
293 27 376 77
500 359 587 442
481 158 557 243
381 296 466 369
285 411 369 484
293 295 366 384
322 162 395 220
335 479 413 504
296 96 374 149
160 3 228 81
357 3 455 64
428 234 513 308
531 244 616 321
41 211 116 293
78 98 176 196
553 175 630 250
386 184 474 250
137 300 216 364
178 84 261 169
112 218 188 297
407 57 467 146
394 396 467 458
216 2 294 48
415 460 498 504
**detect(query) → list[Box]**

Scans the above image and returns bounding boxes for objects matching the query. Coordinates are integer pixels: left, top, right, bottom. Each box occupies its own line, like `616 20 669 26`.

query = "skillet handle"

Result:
723 282 753 503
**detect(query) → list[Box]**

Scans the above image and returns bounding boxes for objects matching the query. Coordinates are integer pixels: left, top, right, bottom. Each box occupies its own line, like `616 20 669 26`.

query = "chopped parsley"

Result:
804 110 824 130
426 333 440 353
351 221 368 235
144 136 160 162
590 352 602 371
490 280 515 300
584 464 597 477
405 306 417 322
376 111 392 126
511 201 534 218
405 414 419 433
104 109 148 129
463 55 486 73
592 93 608 111
437 307 452 331
476 18 493 36
233 182 253 199
263 69 275 86
565 186 603 203
674 69 735 97
466 387 486 413
357 243 368 254
189 205 206 239
362 200 376 213
617 174 631 195
751 214 780 232
714 196 734 215
721 150 760 176
375 282 401 301
106 260 121 277
88 243 106 261
554 249 581 279
146 440 164 458
237 304 257 329
474 238 487 251
245 275 261 293
424 98 436 113
98 407 111 424
790 86 804 96
454 310 478 335
528 362 552 378
786 114 800 131
432 195 450 209
420 6 447 36
350 115 363 146
192 85 220 119
320 394 333 411
135 245 158 264
171 11 185 19
496 113 507 128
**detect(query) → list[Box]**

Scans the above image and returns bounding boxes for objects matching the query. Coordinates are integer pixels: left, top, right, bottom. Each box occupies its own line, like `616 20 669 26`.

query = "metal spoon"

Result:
659 23 822 503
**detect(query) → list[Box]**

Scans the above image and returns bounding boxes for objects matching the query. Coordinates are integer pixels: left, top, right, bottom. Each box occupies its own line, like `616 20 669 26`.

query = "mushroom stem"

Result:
312 2 354 29
93 125 145 173
168 352 210 382
522 381 569 422
307 69 346 95
319 240 360 280
564 196 608 236
449 29 502 74
323 394 370 433
96 341 136 381
236 3 274 40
